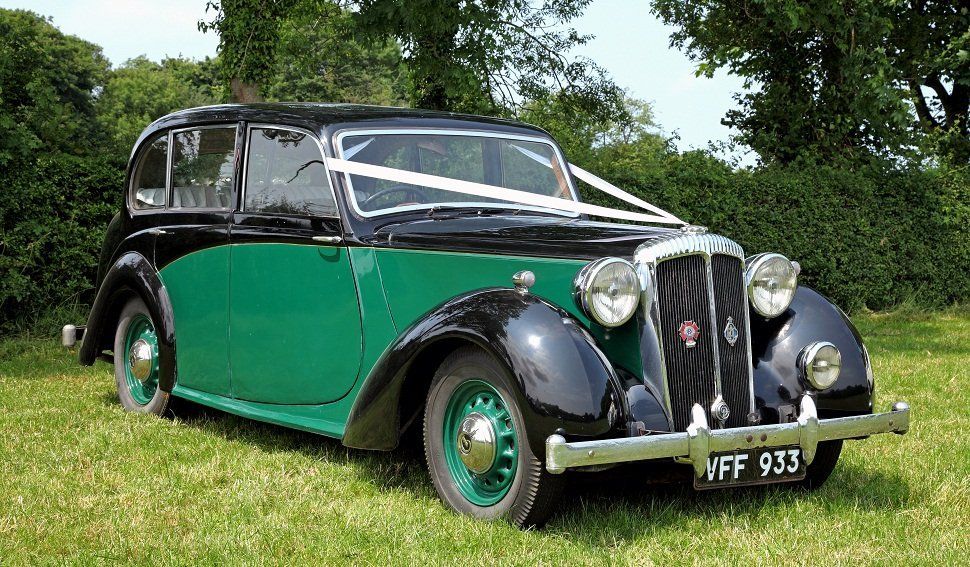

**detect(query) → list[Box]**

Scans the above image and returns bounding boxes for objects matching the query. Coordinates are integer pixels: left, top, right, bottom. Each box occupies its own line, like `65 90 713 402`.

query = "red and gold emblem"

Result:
678 320 700 348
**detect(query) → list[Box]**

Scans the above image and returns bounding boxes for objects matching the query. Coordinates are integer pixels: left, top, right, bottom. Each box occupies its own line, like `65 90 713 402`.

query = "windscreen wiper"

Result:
426 205 521 219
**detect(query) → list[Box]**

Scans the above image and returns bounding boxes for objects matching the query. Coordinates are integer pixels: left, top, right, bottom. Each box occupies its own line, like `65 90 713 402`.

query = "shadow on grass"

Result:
103 393 912 537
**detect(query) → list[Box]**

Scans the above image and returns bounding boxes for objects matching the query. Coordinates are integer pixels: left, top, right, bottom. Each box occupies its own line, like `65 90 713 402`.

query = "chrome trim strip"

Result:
634 232 752 426
704 254 724 412
546 398 911 474
636 233 745 265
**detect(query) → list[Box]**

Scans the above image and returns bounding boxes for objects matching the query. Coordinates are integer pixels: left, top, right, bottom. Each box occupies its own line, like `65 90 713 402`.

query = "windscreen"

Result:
339 132 575 215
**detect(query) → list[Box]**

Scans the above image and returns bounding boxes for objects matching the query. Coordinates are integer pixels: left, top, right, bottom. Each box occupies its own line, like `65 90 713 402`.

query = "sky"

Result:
2 0 750 157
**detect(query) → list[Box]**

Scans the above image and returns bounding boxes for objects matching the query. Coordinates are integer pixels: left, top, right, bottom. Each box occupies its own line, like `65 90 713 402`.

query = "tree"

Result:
523 93 670 170
0 9 109 166
891 1 970 164
351 0 623 118
96 57 223 157
652 0 970 165
266 6 407 105
199 0 296 102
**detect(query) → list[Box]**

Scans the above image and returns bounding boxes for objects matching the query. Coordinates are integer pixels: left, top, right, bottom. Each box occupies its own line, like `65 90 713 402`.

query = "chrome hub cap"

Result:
128 338 154 383
455 412 497 474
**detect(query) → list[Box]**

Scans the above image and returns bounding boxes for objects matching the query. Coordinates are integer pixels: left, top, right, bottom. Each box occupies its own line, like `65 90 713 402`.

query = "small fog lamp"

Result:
800 341 842 390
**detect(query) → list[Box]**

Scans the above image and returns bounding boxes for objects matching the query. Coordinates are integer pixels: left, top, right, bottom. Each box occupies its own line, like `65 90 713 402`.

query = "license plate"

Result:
694 446 806 489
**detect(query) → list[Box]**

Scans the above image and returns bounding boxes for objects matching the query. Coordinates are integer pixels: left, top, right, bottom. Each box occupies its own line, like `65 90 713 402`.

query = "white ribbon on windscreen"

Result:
325 153 686 226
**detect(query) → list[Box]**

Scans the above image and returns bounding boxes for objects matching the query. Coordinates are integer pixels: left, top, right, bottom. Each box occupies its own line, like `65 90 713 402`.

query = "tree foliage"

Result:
0 9 109 166
652 0 970 165
345 0 623 118
199 0 297 102
96 57 222 157
266 5 407 105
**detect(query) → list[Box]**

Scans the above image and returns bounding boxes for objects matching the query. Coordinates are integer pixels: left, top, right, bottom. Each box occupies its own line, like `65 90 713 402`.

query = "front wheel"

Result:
796 440 843 490
423 346 564 529
113 296 170 416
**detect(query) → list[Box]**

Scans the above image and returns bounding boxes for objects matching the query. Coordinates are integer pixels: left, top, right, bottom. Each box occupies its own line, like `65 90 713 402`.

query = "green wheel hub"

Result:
123 313 159 405
442 380 518 506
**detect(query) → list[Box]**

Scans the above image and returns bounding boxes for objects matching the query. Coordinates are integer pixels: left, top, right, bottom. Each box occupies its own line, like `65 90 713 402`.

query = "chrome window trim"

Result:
166 123 239 212
240 123 340 219
634 233 757 426
332 127 582 219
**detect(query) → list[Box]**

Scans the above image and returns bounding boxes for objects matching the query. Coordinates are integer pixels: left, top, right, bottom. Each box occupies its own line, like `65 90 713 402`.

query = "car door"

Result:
154 123 240 397
228 124 364 405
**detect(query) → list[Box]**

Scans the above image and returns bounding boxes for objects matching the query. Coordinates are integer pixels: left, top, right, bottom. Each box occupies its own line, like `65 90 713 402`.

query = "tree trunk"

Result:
230 78 263 103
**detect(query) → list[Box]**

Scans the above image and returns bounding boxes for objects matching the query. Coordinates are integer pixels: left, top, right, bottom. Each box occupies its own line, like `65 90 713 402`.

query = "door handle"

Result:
148 228 168 236
312 235 342 244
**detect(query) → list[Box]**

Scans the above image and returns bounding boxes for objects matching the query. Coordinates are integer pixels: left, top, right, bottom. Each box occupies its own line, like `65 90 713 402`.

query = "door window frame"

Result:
240 123 341 220
166 123 241 213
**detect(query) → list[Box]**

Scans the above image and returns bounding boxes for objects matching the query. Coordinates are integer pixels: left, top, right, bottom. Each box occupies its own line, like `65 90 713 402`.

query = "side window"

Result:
171 127 236 209
244 127 336 217
130 133 168 210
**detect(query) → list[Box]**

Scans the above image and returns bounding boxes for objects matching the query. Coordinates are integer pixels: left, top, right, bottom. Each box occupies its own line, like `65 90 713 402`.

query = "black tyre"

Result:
113 296 170 416
796 440 843 490
423 346 564 528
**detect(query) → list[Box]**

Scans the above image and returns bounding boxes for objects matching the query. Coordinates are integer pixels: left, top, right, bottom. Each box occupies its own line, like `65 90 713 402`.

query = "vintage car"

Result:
65 103 910 528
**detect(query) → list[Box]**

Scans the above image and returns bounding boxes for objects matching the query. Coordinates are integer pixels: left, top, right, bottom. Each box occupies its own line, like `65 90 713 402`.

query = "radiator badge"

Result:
723 316 739 347
678 320 700 348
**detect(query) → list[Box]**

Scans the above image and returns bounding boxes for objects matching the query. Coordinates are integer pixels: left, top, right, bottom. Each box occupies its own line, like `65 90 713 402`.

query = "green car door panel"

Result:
158 246 232 396
228 242 364 404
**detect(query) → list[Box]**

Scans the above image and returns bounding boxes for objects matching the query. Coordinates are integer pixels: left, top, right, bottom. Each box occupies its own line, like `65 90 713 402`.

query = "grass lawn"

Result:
0 308 966 565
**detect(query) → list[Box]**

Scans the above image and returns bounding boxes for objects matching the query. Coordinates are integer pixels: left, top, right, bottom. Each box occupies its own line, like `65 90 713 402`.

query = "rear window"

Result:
130 133 168 210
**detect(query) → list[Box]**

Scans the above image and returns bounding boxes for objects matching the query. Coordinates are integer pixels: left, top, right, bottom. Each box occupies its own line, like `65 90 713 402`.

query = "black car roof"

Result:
140 103 550 146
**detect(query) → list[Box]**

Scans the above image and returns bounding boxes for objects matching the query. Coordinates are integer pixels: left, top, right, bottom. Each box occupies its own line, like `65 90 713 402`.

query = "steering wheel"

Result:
360 185 430 208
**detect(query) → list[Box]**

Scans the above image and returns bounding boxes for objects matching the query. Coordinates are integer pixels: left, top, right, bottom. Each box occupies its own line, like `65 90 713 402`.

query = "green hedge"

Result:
0 155 123 331
582 153 970 311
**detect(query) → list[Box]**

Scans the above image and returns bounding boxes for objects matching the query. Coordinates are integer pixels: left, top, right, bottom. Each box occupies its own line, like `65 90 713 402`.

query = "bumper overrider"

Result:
546 395 910 476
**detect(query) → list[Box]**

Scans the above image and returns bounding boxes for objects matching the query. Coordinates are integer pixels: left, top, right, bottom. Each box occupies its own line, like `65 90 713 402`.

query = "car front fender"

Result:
341 288 625 451
750 286 874 421
80 252 177 392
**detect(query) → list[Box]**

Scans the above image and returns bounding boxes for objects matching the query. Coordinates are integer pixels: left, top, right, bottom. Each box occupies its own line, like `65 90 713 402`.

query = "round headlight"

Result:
800 341 841 390
574 258 640 327
745 253 797 318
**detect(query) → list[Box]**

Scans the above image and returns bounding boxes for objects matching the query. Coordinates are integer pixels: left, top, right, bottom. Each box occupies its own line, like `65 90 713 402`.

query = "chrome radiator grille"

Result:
637 233 754 432
656 255 718 430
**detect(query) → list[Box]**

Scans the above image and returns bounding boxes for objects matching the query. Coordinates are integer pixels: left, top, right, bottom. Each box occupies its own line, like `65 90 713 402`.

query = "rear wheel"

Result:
114 296 169 415
423 347 564 528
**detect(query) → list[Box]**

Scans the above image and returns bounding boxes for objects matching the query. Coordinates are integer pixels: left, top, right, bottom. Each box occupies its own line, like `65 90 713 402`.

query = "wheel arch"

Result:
80 251 178 392
341 289 626 452
750 286 874 419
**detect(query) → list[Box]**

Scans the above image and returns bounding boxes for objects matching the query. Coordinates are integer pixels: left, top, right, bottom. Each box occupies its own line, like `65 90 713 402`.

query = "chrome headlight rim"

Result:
800 341 842 390
573 257 640 328
745 252 798 318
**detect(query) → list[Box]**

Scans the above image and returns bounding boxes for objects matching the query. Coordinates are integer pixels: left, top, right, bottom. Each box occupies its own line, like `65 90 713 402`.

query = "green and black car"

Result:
67 103 910 528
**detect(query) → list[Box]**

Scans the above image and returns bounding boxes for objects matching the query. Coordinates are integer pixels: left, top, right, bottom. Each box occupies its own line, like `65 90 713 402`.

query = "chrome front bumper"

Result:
546 396 910 475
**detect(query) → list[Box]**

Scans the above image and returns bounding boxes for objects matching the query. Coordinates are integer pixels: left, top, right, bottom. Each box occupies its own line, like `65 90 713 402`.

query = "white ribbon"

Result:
326 157 687 226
